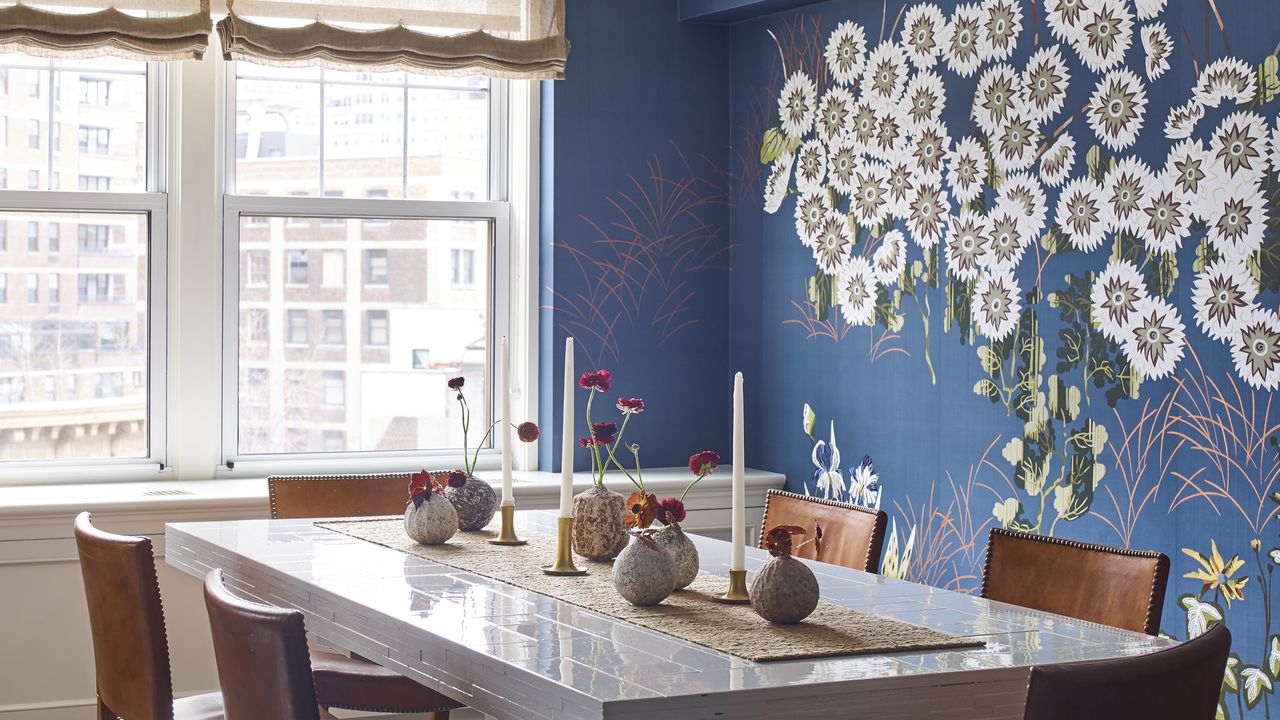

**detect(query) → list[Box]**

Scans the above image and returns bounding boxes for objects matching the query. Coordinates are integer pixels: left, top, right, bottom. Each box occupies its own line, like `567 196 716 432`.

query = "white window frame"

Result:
218 64 523 477
0 59 168 483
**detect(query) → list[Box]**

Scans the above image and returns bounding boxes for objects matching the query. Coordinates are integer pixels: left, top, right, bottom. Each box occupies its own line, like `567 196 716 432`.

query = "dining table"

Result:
165 511 1174 720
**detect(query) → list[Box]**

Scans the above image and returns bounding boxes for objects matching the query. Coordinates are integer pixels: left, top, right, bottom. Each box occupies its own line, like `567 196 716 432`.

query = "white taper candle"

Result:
559 338 575 517
500 336 513 506
732 371 746 572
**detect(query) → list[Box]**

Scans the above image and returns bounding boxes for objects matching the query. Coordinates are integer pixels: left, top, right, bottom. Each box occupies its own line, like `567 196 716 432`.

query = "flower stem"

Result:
458 392 471 475
605 414 643 491
585 389 604 486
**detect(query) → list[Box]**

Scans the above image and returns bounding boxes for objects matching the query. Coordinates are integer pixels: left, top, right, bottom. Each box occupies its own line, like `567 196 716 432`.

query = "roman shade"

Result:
217 0 567 79
0 0 211 60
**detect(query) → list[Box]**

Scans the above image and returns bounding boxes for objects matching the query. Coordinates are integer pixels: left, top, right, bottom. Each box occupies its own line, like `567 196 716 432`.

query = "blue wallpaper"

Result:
728 1 1280 715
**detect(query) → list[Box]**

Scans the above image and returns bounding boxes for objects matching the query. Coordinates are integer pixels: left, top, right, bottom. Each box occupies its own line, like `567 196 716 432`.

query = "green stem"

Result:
679 468 710 503
605 414 643 491
459 393 471 475
915 293 937 385
584 389 605 486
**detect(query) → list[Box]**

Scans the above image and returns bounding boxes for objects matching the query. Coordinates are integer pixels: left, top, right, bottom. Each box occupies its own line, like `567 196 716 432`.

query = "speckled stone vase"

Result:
612 535 676 606
403 495 458 545
750 553 820 624
571 485 628 561
652 523 699 590
444 475 498 531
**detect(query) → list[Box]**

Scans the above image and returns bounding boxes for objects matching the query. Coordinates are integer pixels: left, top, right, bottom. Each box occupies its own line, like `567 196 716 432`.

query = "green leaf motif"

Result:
1259 55 1280 105
1225 654 1242 694
760 126 787 165
974 378 1001 401
1242 666 1273 708
1181 594 1223 639
1270 636 1280 679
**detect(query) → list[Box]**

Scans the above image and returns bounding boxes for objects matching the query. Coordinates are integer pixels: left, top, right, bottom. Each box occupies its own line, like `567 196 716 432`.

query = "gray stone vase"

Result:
403 494 458 545
652 523 699 590
444 475 498 531
571 485 628 560
612 535 676 606
749 553 820 624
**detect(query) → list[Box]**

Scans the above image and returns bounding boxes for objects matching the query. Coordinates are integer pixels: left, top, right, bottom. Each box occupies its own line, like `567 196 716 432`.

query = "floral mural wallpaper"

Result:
727 0 1280 716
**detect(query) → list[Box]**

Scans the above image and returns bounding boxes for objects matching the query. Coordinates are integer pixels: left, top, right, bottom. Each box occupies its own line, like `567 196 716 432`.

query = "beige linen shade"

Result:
0 0 211 60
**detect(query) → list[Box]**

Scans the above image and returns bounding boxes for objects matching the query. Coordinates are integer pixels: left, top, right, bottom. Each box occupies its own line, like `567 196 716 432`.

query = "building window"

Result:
26 273 37 303
365 310 389 346
322 430 345 452
0 377 24 403
47 273 59 303
27 119 38 149
78 274 110 302
80 78 110 105
48 223 59 253
323 370 344 407
451 248 475 285
95 372 125 399
412 349 430 369
246 308 268 344
365 249 388 285
78 127 110 155
287 250 309 285
245 368 268 406
79 224 110 251
27 170 38 190
27 222 37 251
322 309 344 346
246 250 269 286
0 274 8 303
287 309 308 344
0 223 5 250
78 175 111 191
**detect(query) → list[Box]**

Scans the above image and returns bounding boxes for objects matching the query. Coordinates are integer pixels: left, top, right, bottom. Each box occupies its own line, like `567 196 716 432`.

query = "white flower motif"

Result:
779 71 817 140
1055 176 1109 252
992 113 1038 172
901 3 947 69
906 178 950 249
850 159 891 229
763 151 795 214
974 63 1023 136
1044 0 1087 44
1091 259 1149 343
825 21 869 87
1164 138 1215 203
1088 69 1148 151
794 189 832 248
1135 173 1192 255
1192 259 1256 342
947 136 988 205
862 42 910 110
1123 296 1186 380
1271 118 1280 173
1040 132 1077 187
910 119 951 182
1074 0 1133 72
1232 307 1280 391
999 172 1048 236
1135 0 1167 20
846 97 879 154
1194 58 1256 108
1209 111 1271 187
812 210 854 275
977 0 1023 63
883 158 916 220
941 2 985 77
902 70 947 131
873 229 908 287
980 204 1032 272
973 269 1023 341
1022 45 1071 126
838 255 879 327
946 211 990 281
869 103 908 161
815 87 855 145
1164 100 1205 140
794 138 828 194
827 136 860 195
1141 23 1172 80
1205 182 1268 261
1104 156 1153 234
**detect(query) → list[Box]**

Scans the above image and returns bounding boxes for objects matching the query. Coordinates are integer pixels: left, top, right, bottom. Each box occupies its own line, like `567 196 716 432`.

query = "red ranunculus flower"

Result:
447 376 465 390
578 369 612 393
616 397 645 414
447 470 468 488
688 450 721 476
579 436 596 448
517 421 540 443
657 497 686 525
592 422 618 445
408 470 437 508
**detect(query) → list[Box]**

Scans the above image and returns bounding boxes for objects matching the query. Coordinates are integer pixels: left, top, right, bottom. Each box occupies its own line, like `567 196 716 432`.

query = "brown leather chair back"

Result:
759 489 887 572
204 569 321 720
1024 623 1230 720
73 512 175 720
982 528 1170 635
269 472 414 519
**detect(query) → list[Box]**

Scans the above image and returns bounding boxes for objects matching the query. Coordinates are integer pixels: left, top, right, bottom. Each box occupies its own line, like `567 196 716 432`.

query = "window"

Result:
0 168 6 189
79 225 109 251
0 378 24 404
322 309 344 346
48 223 59 253
0 274 7 303
26 274 37 303
365 249 388 285
47 274 59 303
80 78 110 105
78 175 111 192
78 127 110 155
0 223 5 250
451 248 475 285
287 309 308 344
27 170 39 190
244 368 268 405
227 62 507 464
78 274 110 302
245 308 268 344
27 119 38 150
27 223 37 251
246 250 269 286
94 372 124 399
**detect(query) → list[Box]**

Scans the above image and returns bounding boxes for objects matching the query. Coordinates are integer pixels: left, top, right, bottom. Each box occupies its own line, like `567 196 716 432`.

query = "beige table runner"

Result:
317 518 984 663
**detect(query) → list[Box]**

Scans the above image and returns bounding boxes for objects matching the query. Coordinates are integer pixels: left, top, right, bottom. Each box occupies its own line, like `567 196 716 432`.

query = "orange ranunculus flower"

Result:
623 491 659 529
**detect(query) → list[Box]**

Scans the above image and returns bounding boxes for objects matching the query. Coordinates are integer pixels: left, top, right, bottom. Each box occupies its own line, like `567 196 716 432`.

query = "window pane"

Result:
235 77 320 196
407 87 489 201
325 83 403 199
0 210 148 460
236 215 491 455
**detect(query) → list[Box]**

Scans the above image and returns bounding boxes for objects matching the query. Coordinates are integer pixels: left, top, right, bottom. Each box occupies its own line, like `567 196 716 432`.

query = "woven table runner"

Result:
316 518 984 663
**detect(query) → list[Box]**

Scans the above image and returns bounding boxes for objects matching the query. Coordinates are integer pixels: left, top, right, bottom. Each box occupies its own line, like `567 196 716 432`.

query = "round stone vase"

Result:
571 485 628 561
612 535 676 606
750 553 820 624
403 494 458 545
444 475 498 531
652 523 699 590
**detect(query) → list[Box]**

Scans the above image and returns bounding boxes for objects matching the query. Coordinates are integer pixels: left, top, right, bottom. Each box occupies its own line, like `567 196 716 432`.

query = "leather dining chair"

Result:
74 511 225 720
758 489 888 572
1023 623 1231 720
203 570 337 720
982 528 1171 635
268 472 464 719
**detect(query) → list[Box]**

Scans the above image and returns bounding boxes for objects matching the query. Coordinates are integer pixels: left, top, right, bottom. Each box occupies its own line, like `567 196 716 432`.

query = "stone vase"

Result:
403 494 458 545
749 553 820 624
444 474 498 531
612 535 676 606
571 485 628 561
652 523 699 590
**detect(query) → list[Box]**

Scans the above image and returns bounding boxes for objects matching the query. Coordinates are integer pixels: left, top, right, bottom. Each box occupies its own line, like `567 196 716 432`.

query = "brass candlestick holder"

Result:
542 516 587 576
488 504 527 546
715 569 751 604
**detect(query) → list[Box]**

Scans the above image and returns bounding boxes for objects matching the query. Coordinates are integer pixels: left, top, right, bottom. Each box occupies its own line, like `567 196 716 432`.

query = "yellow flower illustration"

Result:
1182 540 1249 606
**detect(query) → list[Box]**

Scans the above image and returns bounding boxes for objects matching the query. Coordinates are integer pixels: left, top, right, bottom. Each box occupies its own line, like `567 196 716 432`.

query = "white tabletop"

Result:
165 512 1173 720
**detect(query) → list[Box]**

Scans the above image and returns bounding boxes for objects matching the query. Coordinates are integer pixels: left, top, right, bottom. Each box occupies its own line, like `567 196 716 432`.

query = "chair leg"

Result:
427 712 450 720
96 698 116 720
